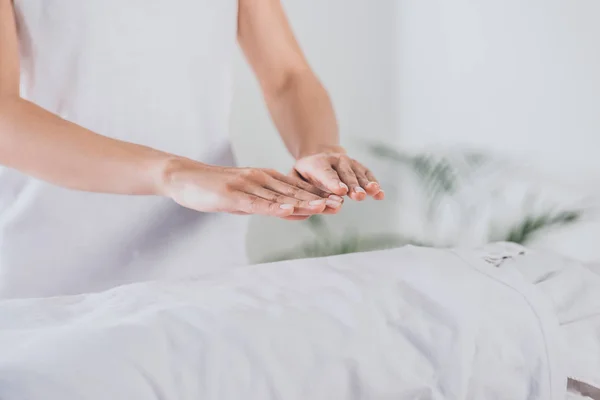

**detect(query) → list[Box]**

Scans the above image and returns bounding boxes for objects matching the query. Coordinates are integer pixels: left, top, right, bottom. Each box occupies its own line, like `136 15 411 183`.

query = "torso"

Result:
0 0 248 298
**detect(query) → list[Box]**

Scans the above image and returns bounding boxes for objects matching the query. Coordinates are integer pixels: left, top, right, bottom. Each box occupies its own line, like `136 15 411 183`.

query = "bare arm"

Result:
237 0 341 160
0 0 174 195
0 0 336 217
237 0 384 202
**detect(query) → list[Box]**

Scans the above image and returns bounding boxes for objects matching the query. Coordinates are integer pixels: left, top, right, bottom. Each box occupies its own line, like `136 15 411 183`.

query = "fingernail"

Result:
339 182 348 190
309 199 325 206
280 204 294 210
328 195 343 202
326 199 342 208
354 187 366 194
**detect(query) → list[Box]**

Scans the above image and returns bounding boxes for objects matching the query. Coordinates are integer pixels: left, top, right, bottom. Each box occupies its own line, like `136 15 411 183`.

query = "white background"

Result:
231 0 600 262
395 0 600 184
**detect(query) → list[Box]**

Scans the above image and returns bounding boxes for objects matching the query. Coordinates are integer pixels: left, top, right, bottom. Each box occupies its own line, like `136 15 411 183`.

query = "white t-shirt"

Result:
0 0 248 298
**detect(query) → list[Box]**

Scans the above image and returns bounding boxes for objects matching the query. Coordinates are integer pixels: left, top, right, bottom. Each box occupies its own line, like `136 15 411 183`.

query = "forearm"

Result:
0 96 178 195
266 71 341 160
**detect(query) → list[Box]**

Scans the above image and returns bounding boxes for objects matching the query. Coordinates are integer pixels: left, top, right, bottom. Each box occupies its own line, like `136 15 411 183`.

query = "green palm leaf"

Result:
506 210 581 244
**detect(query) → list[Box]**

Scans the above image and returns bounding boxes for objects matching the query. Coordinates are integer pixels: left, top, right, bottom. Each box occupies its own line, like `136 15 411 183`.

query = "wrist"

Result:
154 156 203 197
296 143 345 159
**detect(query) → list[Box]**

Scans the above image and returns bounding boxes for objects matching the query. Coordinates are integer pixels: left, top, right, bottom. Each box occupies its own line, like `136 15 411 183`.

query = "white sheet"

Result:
0 245 567 400
501 247 600 397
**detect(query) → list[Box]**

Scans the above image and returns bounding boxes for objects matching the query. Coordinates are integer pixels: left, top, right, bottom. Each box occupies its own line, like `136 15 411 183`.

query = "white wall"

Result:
230 0 398 262
395 1 600 186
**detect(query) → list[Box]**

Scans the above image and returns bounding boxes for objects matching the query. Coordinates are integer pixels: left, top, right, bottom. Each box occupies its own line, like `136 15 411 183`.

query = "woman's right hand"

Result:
160 158 343 218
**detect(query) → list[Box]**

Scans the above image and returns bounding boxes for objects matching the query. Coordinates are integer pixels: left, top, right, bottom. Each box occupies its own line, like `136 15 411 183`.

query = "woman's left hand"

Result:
292 146 385 204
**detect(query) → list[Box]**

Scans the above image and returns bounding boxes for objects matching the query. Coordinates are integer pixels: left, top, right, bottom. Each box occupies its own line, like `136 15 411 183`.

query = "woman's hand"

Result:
160 158 343 218
293 146 385 202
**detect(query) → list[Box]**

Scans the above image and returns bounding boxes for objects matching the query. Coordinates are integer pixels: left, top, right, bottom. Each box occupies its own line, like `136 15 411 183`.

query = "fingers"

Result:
365 170 384 200
334 157 365 201
235 193 296 217
373 190 385 200
294 153 383 202
352 164 383 199
248 185 328 214
364 169 383 198
235 191 340 218
365 169 379 184
262 169 344 214
220 168 346 218
296 157 349 196
271 171 333 199
313 167 349 196
264 170 330 200
353 166 374 195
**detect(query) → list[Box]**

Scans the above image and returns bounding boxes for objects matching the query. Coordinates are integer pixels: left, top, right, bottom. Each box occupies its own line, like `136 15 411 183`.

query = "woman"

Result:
0 0 383 298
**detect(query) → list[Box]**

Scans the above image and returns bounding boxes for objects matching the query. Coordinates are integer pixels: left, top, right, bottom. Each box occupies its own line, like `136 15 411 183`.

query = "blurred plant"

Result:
263 145 583 263
505 210 580 244
367 143 493 217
